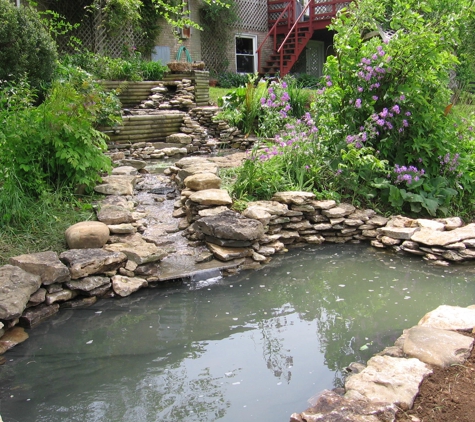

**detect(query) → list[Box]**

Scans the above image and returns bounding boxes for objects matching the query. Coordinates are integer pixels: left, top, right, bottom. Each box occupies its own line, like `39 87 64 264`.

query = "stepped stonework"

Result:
103 75 249 160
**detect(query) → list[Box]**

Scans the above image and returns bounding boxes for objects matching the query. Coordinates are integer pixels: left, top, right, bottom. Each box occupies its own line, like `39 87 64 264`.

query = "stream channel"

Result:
1 243 475 421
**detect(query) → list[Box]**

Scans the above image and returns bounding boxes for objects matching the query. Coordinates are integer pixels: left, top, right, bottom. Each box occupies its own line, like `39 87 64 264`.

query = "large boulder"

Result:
0 265 42 320
65 221 110 249
59 249 127 279
9 251 70 285
194 210 265 241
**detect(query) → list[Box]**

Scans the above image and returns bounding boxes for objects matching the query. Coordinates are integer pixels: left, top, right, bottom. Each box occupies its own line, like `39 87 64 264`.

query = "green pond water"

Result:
1 243 475 422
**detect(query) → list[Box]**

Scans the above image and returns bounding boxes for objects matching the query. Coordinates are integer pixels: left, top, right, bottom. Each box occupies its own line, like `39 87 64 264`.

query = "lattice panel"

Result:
234 0 268 32
39 0 144 57
201 31 231 74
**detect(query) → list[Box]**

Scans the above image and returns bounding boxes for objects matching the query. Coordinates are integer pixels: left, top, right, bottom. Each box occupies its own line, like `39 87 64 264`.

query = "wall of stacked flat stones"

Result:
105 104 250 161
2 157 475 354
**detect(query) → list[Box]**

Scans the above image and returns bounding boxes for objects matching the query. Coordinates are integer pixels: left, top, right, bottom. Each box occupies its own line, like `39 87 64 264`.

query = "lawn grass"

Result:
209 87 233 106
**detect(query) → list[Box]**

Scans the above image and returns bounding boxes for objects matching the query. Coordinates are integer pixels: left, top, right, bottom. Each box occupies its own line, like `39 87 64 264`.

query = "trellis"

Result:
201 30 230 75
38 0 143 57
233 0 268 32
201 0 268 74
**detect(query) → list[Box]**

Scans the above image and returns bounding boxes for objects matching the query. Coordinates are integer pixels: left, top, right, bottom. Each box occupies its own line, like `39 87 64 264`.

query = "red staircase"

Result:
257 0 351 76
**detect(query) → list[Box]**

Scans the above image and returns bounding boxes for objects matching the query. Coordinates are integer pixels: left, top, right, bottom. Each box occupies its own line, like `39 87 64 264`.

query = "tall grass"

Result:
0 187 97 265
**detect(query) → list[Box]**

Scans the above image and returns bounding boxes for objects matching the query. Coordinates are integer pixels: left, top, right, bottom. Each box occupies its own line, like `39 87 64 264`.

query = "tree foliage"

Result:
0 0 57 91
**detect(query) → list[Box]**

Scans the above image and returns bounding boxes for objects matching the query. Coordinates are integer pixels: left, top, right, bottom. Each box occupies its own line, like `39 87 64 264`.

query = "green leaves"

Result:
0 74 119 199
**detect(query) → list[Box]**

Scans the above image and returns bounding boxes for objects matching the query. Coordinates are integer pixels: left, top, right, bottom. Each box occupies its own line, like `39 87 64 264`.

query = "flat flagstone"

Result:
411 223 475 246
403 325 474 367
344 355 432 410
418 305 475 330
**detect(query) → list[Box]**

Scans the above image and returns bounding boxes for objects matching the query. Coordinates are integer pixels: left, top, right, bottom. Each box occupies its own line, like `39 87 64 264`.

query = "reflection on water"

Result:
1 244 474 421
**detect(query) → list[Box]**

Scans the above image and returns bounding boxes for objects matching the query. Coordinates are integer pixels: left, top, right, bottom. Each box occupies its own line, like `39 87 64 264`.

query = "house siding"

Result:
155 0 202 63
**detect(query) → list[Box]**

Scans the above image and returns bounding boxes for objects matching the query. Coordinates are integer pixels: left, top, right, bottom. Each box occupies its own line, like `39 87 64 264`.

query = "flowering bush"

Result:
309 0 475 215
232 113 334 199
256 81 293 138
231 0 475 217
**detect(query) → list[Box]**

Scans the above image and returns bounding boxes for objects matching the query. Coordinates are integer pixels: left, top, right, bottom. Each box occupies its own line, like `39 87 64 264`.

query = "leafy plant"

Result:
232 114 332 199
60 52 168 81
0 0 57 93
218 74 268 135
217 72 248 89
0 75 120 203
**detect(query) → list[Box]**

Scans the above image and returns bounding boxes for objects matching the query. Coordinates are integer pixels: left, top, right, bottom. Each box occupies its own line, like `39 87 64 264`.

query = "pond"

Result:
1 243 474 422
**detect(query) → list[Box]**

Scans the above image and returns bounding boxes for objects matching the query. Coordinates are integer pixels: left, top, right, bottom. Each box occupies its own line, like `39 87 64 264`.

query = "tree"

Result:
0 0 57 91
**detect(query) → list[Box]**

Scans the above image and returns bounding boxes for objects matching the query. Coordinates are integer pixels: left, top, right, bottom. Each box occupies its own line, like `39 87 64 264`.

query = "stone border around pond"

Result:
1 154 475 421
290 304 475 422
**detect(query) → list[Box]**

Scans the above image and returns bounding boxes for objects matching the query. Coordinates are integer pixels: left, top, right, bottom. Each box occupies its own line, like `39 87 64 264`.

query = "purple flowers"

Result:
355 98 362 108
439 153 461 175
393 164 425 185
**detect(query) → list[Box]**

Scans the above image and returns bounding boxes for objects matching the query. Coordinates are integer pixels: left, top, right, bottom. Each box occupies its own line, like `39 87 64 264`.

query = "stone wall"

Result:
2 155 475 358
169 156 475 268
106 106 252 160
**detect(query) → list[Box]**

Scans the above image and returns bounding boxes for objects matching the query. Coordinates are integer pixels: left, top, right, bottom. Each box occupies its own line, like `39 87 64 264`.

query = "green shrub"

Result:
0 0 57 92
311 0 475 216
0 75 120 208
217 72 248 88
60 52 168 81
295 73 320 89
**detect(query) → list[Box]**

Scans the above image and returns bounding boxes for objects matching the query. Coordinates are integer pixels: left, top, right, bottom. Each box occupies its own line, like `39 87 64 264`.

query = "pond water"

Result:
1 244 475 422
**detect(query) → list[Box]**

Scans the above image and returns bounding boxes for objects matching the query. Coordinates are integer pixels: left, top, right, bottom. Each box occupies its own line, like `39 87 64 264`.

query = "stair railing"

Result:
256 1 295 74
277 0 311 65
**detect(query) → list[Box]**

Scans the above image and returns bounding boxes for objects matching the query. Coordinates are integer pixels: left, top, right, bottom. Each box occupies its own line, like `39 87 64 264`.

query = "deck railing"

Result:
257 0 351 74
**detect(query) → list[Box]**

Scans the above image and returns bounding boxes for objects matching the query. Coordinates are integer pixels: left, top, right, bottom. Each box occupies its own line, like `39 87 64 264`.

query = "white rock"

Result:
418 305 475 330
345 355 432 410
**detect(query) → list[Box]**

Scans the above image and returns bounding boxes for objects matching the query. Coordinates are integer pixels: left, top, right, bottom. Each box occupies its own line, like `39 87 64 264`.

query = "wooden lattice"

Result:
39 0 143 57
201 29 233 74
233 0 268 32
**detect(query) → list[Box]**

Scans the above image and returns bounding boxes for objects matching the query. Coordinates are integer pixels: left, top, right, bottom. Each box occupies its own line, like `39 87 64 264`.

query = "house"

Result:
17 0 350 78
156 0 350 78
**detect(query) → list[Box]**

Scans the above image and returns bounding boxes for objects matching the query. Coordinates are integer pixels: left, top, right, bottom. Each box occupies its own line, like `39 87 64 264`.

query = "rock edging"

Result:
289 304 475 422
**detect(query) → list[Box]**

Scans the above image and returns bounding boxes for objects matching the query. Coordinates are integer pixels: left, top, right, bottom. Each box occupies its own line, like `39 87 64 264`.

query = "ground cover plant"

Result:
230 0 475 218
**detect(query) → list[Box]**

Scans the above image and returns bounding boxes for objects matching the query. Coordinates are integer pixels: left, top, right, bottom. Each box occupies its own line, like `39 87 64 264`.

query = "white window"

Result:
235 35 257 73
